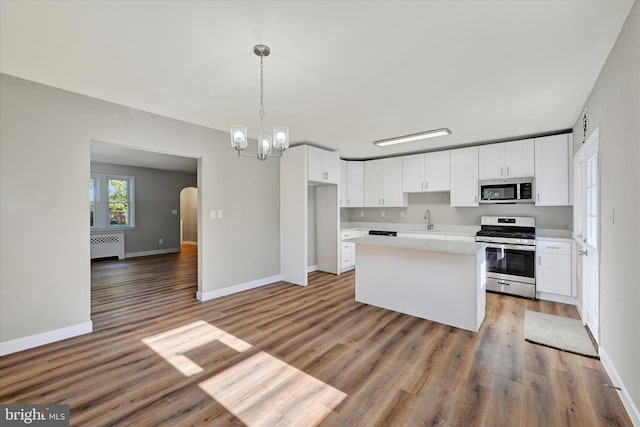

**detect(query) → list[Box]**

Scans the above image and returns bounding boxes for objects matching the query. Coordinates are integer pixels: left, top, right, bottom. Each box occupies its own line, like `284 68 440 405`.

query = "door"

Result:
583 128 599 343
402 154 425 192
450 147 479 207
504 139 534 178
478 143 505 179
381 157 404 206
364 159 382 206
346 162 364 207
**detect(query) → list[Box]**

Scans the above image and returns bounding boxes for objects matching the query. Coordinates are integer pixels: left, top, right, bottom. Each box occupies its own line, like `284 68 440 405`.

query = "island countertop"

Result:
345 235 486 255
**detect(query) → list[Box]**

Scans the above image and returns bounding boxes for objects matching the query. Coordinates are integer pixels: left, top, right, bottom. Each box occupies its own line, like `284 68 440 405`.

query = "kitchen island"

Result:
346 235 487 332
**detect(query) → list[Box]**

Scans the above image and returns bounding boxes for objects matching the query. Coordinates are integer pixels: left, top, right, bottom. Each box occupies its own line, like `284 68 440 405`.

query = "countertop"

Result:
345 235 486 255
341 222 479 237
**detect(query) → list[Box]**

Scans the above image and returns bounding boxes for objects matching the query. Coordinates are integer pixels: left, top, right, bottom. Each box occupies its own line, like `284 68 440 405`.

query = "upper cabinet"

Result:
339 160 348 207
479 139 534 180
450 146 479 207
364 157 407 207
535 134 571 206
339 160 364 207
308 146 338 184
402 151 450 193
346 161 364 207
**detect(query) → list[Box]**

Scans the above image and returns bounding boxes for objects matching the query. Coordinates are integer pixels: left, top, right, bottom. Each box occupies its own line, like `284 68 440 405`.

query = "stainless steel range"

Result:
475 216 536 299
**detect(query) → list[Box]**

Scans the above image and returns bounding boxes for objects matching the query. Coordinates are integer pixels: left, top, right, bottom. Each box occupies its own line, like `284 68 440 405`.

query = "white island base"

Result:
351 236 486 333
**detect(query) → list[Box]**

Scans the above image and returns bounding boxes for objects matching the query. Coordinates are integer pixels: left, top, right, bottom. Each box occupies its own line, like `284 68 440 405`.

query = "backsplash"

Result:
343 192 573 229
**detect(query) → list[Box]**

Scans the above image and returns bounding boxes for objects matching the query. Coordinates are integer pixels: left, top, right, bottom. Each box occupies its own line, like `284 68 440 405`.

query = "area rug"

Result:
524 310 598 358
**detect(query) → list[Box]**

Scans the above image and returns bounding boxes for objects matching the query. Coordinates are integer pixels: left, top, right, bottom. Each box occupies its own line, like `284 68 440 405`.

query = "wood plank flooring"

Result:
0 245 632 426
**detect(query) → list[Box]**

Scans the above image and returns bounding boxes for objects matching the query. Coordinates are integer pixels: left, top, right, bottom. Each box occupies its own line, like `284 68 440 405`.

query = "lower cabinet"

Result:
536 239 572 297
340 230 367 270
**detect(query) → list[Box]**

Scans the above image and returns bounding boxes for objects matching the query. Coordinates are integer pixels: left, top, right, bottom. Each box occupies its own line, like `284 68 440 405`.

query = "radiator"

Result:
90 233 125 259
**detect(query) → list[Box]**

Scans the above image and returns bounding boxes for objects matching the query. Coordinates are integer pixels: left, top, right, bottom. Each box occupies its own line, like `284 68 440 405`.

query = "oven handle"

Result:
483 243 536 252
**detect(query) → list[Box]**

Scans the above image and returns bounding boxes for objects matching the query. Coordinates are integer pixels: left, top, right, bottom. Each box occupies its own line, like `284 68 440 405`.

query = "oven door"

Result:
484 243 535 284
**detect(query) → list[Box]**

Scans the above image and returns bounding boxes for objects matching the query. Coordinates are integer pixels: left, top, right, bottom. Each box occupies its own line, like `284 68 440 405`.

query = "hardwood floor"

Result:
0 245 632 426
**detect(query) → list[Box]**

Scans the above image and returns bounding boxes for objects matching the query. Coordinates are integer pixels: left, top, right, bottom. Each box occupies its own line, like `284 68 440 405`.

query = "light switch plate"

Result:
210 210 216 219
217 209 223 219
172 209 178 215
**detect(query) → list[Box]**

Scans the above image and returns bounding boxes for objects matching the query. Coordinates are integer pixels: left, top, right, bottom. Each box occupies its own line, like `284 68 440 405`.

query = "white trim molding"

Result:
181 241 198 246
536 292 576 306
0 321 93 356
126 248 180 258
197 275 282 302
600 346 640 426
307 265 318 273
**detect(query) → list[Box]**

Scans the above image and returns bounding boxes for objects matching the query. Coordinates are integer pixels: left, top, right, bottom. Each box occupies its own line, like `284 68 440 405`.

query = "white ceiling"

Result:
0 0 634 165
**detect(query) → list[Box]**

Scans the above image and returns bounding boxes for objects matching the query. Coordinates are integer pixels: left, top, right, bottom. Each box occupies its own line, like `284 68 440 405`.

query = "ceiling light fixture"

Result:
230 44 289 161
373 128 451 147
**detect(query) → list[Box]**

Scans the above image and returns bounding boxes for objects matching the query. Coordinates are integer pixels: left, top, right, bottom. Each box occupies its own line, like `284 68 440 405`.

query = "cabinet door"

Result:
381 157 406 206
307 146 324 182
346 161 364 207
535 134 570 206
339 160 347 207
450 147 479 207
424 150 450 191
364 159 382 206
402 154 425 192
505 139 534 178
478 143 505 180
323 150 339 184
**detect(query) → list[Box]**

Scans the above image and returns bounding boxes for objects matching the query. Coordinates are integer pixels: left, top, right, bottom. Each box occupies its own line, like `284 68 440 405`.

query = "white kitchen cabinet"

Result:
479 139 534 179
450 146 479 207
535 134 571 206
364 157 407 207
346 161 364 207
402 151 450 192
308 146 338 184
339 160 347 207
340 229 367 270
536 239 572 296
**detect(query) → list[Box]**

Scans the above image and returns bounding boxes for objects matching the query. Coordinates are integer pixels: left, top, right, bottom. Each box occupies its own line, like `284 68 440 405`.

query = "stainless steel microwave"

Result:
479 178 534 204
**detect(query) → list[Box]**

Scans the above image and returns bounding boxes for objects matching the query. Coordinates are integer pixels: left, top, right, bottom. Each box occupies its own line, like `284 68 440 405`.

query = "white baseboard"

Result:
126 248 180 258
197 274 283 302
536 292 576 305
307 265 318 273
0 321 93 356
599 346 640 426
181 241 198 246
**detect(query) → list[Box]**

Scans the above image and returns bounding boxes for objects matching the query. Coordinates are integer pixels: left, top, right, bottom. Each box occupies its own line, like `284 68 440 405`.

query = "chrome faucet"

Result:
424 209 434 230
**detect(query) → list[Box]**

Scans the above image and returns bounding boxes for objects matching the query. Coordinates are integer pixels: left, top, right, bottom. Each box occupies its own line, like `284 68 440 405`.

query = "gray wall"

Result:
571 2 639 414
91 162 196 254
0 74 281 344
180 187 198 243
346 192 573 229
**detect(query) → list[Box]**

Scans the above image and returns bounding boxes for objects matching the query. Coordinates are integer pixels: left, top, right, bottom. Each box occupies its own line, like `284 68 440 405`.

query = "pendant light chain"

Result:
259 55 265 137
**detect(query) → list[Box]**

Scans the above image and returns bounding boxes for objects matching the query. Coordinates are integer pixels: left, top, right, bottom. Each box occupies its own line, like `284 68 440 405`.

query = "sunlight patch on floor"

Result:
142 320 252 376
199 351 347 427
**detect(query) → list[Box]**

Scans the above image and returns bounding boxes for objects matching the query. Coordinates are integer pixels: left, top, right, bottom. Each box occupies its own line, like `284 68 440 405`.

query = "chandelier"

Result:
230 44 289 161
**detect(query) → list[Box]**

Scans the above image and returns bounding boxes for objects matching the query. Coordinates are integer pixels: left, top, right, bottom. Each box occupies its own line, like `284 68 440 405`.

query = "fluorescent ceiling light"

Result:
374 128 451 147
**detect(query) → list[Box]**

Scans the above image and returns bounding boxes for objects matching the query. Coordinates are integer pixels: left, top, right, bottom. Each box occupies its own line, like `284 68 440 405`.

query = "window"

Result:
90 174 135 229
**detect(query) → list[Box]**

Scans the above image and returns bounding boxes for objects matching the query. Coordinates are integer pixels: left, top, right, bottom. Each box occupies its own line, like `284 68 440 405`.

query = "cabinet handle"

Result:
421 182 424 190
474 195 478 203
498 281 510 286
507 166 510 176
545 246 561 249
382 198 385 205
537 193 540 203
425 181 428 190
501 167 504 176
578 250 588 256
538 255 541 266
347 198 350 206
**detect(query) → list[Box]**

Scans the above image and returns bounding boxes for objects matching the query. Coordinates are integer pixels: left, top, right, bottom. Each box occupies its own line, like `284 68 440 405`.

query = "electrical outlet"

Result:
172 209 178 215
217 209 223 219
360 211 364 217
381 211 385 217
159 238 164 244
210 210 216 219
400 211 405 218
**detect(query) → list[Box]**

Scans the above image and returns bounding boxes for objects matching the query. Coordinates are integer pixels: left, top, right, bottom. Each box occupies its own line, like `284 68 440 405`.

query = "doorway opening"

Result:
180 187 198 248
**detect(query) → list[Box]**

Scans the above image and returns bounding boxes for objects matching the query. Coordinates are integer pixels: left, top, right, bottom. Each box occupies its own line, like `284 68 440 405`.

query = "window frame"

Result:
90 173 136 229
